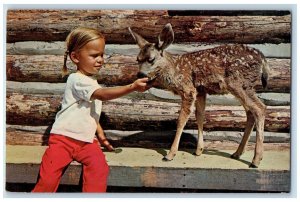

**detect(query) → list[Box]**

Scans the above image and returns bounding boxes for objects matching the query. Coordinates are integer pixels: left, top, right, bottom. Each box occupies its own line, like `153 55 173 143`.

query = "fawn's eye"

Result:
148 57 155 63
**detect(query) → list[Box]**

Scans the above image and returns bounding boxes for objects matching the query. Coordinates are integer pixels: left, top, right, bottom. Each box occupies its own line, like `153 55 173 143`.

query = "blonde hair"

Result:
62 27 105 77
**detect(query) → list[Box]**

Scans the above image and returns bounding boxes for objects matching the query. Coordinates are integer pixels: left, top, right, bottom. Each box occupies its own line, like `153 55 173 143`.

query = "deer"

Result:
128 23 270 168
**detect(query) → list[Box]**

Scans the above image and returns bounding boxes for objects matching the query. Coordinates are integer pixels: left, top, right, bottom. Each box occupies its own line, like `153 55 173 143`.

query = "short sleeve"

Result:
72 76 101 101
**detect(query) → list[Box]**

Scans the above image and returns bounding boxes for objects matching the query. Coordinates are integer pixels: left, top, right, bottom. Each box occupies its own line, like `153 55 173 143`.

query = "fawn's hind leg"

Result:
231 110 255 159
248 95 266 168
194 92 207 156
230 88 266 168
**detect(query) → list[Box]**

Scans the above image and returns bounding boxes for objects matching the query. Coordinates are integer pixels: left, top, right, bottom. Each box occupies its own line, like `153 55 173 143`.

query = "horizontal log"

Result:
6 145 291 192
6 81 291 106
7 10 290 44
6 55 291 92
102 102 290 132
6 42 291 58
6 93 290 132
6 124 290 146
148 88 291 106
6 54 138 86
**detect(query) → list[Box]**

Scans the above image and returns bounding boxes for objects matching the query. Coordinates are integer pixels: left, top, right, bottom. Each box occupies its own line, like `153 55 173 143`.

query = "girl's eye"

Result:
92 54 103 58
148 58 155 63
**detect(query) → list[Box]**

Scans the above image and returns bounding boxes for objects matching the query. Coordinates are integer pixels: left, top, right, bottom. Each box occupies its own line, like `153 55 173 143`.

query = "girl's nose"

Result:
97 57 104 63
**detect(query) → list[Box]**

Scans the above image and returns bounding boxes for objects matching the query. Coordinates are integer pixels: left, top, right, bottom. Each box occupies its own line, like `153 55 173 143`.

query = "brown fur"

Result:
129 23 269 168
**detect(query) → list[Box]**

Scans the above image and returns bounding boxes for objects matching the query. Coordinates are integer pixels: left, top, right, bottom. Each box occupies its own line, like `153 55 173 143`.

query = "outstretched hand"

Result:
132 77 152 92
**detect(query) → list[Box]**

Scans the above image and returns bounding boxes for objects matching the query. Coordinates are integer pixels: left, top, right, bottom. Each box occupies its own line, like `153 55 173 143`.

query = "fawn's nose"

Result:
136 57 143 65
137 72 148 78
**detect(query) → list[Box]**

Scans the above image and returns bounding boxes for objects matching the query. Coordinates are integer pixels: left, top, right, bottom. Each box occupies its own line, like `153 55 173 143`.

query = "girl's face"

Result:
71 38 105 76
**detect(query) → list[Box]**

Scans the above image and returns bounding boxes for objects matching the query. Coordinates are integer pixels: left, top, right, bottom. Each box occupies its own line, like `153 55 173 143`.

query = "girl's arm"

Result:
91 77 149 101
96 122 115 152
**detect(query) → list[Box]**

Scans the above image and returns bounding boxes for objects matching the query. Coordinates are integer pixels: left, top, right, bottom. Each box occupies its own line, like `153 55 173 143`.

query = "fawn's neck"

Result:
156 52 193 94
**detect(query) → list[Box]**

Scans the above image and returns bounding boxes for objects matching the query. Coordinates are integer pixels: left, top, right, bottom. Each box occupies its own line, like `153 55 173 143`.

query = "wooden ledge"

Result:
6 145 290 192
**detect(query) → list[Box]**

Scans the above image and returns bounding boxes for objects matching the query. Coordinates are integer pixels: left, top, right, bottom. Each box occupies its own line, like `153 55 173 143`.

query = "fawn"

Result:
129 23 269 168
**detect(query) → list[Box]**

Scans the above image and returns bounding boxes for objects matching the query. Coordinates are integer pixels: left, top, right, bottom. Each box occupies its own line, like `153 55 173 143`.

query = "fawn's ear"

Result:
156 23 174 51
128 27 149 49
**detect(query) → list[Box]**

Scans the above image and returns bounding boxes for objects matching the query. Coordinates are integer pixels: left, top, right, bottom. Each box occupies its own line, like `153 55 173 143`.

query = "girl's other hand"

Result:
100 139 115 152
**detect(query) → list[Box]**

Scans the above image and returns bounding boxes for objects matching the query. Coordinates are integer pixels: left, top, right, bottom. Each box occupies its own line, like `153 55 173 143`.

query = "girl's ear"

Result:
70 51 79 64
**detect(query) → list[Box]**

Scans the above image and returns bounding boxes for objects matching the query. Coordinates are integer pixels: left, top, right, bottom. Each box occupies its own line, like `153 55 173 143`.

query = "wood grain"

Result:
7 10 291 44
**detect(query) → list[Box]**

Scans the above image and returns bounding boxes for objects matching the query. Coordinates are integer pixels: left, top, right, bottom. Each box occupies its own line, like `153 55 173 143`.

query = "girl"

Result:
32 27 150 193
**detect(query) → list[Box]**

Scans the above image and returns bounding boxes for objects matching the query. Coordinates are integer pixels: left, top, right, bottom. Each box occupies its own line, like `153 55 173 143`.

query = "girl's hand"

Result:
100 139 115 152
132 77 151 92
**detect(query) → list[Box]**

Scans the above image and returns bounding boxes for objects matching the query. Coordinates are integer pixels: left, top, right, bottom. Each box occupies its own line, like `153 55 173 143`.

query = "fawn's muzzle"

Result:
137 71 158 84
137 72 148 79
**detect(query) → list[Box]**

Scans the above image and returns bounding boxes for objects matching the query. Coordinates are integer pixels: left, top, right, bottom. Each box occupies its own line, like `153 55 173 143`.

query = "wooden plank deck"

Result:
6 145 290 192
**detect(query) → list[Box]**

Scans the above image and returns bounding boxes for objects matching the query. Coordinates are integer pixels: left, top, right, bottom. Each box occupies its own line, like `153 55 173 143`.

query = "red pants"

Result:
32 134 109 192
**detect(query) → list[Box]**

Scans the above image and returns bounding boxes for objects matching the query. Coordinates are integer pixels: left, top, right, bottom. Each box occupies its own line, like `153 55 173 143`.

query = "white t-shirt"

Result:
51 72 102 143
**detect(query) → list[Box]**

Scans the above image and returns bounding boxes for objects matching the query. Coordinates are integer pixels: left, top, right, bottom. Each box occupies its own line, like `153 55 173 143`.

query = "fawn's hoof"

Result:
162 156 173 161
249 163 258 168
194 148 204 156
193 151 203 156
230 154 240 160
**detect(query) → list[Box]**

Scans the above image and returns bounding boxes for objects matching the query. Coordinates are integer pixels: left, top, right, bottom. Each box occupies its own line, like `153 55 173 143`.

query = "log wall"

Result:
5 9 292 192
6 10 291 147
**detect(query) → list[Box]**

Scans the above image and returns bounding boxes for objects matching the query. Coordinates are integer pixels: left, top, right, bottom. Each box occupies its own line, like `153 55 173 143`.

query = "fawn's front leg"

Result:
163 92 196 161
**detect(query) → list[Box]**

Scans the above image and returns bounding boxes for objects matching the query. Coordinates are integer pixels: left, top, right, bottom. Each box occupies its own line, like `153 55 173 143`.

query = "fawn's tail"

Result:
261 58 270 89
